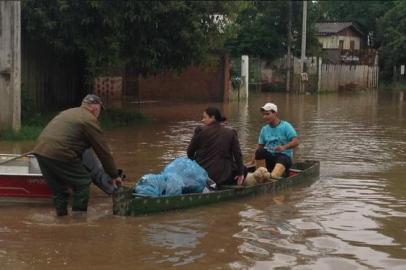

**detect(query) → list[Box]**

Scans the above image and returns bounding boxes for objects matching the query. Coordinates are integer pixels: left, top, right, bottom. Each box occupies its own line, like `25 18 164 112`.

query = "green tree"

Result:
317 0 406 79
317 1 394 48
21 0 243 81
226 1 320 61
379 1 406 79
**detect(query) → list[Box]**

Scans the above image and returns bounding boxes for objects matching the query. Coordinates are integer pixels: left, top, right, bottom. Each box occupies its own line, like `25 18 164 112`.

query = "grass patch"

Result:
0 113 55 141
0 126 44 141
0 108 149 141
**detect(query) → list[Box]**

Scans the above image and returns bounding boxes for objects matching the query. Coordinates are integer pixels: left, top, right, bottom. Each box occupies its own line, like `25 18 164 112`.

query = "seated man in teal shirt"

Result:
253 102 299 178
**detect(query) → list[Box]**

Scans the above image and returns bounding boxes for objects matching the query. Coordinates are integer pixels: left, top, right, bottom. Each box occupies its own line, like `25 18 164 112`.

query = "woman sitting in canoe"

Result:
187 107 245 186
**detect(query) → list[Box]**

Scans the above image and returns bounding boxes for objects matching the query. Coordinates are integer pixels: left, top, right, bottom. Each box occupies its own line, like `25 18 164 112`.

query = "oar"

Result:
0 152 33 166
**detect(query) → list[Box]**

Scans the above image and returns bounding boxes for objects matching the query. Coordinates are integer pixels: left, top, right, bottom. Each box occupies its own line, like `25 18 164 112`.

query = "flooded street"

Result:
1 91 406 269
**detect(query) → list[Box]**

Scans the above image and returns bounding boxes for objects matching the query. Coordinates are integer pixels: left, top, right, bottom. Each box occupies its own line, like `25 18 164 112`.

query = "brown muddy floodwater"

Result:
1 91 406 269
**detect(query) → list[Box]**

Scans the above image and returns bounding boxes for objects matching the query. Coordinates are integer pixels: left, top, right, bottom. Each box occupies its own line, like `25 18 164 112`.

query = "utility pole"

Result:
286 0 292 92
0 2 21 131
300 0 307 93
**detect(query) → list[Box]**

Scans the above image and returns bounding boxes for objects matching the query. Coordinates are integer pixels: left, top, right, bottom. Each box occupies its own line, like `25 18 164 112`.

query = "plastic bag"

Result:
164 175 184 196
134 174 167 197
134 157 208 197
163 157 208 194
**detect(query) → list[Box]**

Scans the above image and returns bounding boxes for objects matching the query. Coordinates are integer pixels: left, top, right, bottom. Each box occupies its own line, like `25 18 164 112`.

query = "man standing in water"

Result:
253 102 299 179
33 94 122 216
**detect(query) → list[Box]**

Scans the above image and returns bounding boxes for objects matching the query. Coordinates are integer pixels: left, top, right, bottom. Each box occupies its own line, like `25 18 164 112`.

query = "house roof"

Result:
315 22 364 37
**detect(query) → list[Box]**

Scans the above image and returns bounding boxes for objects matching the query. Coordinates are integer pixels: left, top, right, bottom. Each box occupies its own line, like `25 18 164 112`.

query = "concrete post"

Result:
317 57 322 92
286 0 292 92
240 55 249 99
223 54 230 102
300 1 307 93
0 1 21 131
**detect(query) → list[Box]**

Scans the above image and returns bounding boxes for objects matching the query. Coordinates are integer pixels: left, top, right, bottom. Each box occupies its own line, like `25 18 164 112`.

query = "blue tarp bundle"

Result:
134 174 167 197
134 157 208 197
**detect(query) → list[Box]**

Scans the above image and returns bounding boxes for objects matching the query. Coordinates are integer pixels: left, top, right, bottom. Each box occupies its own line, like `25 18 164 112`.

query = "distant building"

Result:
315 22 375 65
315 22 365 51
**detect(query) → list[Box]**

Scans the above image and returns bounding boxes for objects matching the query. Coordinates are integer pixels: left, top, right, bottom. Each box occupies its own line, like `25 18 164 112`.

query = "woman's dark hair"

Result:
205 107 226 122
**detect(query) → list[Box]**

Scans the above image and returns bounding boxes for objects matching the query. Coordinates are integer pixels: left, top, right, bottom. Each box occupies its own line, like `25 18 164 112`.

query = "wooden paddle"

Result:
0 152 32 166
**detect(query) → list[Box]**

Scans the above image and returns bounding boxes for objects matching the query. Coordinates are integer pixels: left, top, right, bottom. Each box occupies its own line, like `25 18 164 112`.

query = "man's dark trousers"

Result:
255 148 292 177
36 155 91 216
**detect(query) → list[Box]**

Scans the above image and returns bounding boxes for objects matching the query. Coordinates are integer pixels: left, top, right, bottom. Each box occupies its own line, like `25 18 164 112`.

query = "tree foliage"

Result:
316 0 394 48
225 1 321 62
379 1 406 69
22 0 405 85
21 0 244 79
317 0 406 79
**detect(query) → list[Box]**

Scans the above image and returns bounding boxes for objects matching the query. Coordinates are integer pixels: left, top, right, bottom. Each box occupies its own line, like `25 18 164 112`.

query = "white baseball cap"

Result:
261 102 278 112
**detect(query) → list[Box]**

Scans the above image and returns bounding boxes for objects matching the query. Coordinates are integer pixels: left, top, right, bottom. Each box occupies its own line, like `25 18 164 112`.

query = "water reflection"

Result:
233 174 406 269
142 219 207 266
1 91 406 269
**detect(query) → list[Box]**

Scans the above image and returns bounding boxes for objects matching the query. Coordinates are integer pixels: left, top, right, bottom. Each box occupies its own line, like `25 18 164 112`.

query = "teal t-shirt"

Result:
258 120 297 158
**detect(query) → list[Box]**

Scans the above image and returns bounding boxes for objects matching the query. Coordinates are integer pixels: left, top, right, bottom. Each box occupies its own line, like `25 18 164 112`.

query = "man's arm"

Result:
274 137 299 152
82 148 117 195
83 119 119 178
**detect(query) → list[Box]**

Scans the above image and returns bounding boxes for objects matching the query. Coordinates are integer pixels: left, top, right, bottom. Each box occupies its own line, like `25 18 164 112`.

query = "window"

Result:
339 40 344 50
350 40 355 50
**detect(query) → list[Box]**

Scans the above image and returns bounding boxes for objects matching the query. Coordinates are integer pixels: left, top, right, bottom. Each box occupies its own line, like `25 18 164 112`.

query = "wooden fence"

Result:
21 36 85 111
320 64 379 91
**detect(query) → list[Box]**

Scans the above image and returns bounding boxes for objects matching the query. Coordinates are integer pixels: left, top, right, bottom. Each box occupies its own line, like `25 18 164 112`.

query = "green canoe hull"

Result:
113 160 320 216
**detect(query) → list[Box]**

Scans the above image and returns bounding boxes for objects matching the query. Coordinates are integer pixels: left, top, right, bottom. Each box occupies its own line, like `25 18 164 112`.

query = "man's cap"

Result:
82 94 104 108
261 102 278 112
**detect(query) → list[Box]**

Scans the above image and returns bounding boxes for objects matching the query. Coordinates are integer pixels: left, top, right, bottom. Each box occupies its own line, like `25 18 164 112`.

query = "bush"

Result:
0 108 149 141
21 89 36 123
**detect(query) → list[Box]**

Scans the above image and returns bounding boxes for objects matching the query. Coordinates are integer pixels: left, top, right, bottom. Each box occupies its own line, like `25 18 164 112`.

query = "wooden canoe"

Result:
0 154 52 202
113 160 320 216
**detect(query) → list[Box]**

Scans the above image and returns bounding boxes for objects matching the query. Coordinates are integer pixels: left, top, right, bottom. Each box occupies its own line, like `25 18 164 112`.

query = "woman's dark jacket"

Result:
187 122 244 185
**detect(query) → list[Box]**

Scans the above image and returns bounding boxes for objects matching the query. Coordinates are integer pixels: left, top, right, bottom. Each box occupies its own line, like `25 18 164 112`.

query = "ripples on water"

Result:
143 219 207 266
1 92 406 269
226 92 406 269
232 175 406 269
